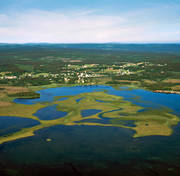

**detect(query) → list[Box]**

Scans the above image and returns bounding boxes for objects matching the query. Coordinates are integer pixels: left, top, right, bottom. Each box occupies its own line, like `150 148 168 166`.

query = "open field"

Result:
163 79 180 84
0 85 40 107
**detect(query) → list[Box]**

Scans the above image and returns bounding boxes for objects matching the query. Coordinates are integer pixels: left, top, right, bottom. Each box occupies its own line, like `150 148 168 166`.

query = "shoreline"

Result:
153 90 180 95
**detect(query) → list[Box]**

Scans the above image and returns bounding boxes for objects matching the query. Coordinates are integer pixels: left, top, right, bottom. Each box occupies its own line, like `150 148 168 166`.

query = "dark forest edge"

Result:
8 92 40 99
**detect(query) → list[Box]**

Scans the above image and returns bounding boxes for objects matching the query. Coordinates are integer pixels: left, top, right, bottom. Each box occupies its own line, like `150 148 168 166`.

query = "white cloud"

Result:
0 9 180 43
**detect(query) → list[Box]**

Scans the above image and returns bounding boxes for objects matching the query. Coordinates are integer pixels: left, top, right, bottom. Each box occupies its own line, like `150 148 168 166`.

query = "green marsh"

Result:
0 86 179 144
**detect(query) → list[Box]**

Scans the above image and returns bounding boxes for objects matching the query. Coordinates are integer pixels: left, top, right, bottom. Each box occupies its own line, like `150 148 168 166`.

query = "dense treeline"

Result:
8 92 40 99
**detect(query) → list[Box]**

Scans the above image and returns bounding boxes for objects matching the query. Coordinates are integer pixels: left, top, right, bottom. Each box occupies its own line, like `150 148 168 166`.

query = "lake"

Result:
1 85 180 176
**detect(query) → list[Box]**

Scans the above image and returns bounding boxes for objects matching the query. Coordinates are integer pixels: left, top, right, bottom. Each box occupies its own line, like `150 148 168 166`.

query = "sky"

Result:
0 0 180 43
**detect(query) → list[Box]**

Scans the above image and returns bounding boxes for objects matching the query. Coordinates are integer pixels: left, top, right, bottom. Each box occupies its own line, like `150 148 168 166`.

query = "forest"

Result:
0 43 180 92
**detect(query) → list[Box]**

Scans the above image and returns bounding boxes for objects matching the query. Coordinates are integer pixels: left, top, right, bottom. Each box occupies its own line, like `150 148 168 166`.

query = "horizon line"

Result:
1 42 180 45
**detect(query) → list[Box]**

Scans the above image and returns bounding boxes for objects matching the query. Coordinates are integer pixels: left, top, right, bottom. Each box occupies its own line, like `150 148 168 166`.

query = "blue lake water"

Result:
34 104 68 120
76 97 84 103
58 97 68 101
1 124 180 174
96 99 110 103
14 85 180 117
0 116 40 136
1 85 180 175
108 88 180 116
14 85 109 105
81 109 102 118
76 118 111 124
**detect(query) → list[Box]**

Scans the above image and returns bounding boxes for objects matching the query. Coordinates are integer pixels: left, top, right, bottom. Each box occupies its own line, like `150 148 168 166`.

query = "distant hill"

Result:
0 43 180 53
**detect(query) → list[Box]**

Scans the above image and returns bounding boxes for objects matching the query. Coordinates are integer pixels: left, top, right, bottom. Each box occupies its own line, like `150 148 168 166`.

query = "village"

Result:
0 62 147 85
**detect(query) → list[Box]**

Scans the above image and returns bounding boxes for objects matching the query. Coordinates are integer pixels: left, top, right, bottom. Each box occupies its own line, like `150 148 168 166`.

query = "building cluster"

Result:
0 62 150 84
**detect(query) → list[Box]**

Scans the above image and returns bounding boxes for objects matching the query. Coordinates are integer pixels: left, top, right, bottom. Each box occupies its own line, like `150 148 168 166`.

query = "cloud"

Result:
0 8 180 43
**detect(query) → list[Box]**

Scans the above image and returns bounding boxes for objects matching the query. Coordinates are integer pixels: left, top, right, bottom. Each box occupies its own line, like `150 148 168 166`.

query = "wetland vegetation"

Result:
0 85 180 145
